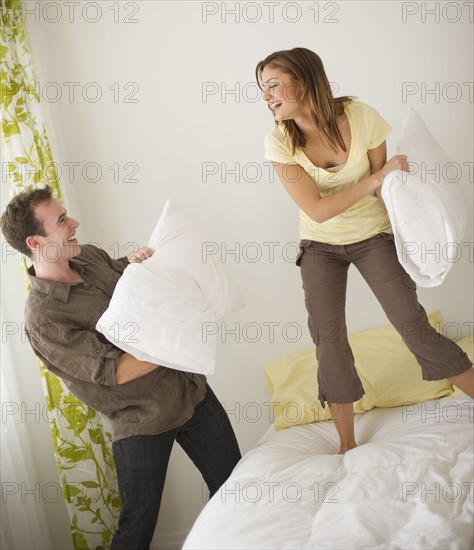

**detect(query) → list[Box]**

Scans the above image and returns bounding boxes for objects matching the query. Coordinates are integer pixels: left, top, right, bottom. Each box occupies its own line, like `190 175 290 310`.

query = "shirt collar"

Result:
27 257 87 303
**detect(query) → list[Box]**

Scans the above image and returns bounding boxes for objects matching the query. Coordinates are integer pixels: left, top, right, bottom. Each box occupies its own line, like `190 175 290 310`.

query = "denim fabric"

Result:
111 384 241 549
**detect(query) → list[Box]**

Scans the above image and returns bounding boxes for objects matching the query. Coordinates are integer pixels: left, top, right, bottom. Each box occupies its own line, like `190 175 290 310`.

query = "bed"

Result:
184 316 474 549
183 394 473 549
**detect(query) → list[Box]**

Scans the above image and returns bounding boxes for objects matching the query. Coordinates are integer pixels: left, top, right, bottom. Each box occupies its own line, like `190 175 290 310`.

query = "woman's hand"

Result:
377 154 410 179
127 246 154 263
372 155 409 199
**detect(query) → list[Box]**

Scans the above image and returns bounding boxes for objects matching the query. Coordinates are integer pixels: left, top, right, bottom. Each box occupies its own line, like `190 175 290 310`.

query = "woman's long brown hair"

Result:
255 48 355 156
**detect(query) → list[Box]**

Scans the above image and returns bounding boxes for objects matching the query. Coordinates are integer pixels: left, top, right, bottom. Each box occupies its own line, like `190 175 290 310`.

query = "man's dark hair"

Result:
0 186 54 259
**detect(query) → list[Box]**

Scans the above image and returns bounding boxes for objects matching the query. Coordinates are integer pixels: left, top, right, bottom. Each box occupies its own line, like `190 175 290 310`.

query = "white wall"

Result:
2 1 472 547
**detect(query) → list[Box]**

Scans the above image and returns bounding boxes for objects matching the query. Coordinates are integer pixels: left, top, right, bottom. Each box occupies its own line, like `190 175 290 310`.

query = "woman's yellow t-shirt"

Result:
264 101 393 245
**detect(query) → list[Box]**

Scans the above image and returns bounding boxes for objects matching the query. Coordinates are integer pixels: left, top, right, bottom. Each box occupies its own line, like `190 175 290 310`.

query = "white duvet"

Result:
184 396 474 549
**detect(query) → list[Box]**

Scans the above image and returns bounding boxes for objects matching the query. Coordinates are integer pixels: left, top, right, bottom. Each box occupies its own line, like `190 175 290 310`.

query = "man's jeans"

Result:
111 384 241 550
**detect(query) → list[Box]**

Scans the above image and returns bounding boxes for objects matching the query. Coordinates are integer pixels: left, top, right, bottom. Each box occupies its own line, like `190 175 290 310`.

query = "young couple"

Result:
2 47 472 549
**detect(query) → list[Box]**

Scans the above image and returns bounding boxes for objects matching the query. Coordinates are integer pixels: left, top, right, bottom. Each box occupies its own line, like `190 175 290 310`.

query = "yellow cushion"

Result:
450 336 474 397
264 311 454 430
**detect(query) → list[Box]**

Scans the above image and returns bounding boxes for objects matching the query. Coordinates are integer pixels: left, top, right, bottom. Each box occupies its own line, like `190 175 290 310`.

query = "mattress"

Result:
184 395 474 549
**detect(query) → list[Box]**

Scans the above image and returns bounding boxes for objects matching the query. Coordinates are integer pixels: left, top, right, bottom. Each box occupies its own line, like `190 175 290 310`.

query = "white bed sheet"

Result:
184 396 474 549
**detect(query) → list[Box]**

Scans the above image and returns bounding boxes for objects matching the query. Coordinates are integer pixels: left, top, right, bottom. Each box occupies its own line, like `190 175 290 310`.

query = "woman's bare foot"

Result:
329 402 357 454
339 441 357 454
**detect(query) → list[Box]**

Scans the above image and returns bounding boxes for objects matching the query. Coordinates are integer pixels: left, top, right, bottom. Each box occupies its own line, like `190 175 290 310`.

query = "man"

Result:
0 186 241 549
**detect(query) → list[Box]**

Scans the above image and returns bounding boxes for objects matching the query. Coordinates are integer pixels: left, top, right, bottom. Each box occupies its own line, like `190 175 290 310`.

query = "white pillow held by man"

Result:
96 200 244 375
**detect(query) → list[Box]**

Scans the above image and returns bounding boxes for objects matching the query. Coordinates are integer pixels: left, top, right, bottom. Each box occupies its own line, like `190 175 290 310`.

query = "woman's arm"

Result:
272 147 407 224
368 141 388 200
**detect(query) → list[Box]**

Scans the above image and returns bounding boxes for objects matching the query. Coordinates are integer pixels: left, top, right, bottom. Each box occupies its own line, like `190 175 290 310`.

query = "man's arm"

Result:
26 320 122 386
28 320 161 386
89 244 154 276
101 244 158 383
116 352 160 384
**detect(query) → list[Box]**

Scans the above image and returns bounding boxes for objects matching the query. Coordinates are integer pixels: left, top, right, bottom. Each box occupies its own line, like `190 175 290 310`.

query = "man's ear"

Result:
25 235 41 257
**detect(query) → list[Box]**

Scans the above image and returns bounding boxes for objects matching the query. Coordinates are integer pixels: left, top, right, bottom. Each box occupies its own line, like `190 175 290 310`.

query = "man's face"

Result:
31 198 81 263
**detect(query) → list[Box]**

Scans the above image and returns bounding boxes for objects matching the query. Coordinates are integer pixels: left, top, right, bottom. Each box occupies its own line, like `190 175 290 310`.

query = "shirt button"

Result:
84 282 88 287
95 349 101 355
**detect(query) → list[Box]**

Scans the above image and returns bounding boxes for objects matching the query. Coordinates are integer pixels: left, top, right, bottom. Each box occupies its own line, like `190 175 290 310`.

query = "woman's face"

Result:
261 66 301 121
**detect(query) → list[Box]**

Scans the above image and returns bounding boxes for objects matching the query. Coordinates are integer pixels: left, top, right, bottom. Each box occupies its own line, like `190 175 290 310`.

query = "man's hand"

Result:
128 247 154 263
116 352 160 384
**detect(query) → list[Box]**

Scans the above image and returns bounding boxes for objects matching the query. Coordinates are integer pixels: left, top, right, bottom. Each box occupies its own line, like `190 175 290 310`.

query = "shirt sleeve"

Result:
264 127 297 164
363 103 392 150
89 244 130 275
26 315 122 386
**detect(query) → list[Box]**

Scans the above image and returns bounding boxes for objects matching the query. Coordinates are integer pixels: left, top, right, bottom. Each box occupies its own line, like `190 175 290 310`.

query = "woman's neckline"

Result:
297 102 354 173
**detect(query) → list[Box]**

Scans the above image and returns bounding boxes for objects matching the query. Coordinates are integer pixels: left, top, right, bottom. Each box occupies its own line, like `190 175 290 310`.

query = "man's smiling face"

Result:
31 198 81 262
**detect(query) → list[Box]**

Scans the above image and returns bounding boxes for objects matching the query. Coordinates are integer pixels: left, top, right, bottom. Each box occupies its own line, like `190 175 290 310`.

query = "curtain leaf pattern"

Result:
1 2 120 547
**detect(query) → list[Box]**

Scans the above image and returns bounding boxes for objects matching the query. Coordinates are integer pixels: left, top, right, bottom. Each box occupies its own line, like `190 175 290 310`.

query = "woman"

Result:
256 47 474 453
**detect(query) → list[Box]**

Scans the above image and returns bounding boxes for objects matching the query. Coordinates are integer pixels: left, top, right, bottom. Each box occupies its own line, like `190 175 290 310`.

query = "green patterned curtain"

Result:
1 1 120 547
